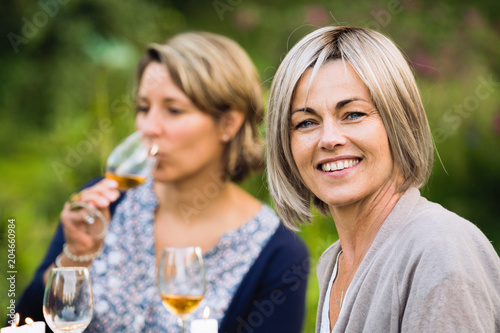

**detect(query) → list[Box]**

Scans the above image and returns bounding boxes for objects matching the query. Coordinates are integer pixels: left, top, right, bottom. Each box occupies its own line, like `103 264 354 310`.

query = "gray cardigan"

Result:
316 188 500 332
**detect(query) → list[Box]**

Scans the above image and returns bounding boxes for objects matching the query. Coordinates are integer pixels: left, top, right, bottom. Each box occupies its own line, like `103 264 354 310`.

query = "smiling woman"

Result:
266 26 500 332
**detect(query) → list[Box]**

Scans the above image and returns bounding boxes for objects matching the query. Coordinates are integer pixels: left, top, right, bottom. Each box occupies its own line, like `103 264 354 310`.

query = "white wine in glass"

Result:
104 130 157 191
158 247 206 333
69 131 158 238
43 267 93 333
160 294 204 317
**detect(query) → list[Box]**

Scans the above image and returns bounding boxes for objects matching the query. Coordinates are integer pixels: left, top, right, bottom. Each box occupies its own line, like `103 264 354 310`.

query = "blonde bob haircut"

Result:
266 26 433 230
137 31 264 182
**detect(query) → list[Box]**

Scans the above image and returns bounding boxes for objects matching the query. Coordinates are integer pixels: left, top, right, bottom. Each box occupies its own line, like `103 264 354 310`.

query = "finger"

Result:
62 202 91 228
102 188 121 202
61 204 95 247
95 178 119 191
78 178 119 198
61 203 105 250
77 191 114 209
62 202 109 236
77 185 120 209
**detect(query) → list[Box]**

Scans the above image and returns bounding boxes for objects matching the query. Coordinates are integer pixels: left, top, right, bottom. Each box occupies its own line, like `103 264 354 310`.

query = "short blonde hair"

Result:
266 26 433 230
137 31 264 182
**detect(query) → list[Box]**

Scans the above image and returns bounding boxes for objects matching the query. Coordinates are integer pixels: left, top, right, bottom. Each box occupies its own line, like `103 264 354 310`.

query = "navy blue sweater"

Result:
16 181 309 332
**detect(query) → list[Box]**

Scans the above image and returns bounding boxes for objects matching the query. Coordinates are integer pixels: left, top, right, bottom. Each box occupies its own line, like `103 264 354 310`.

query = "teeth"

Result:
321 159 359 172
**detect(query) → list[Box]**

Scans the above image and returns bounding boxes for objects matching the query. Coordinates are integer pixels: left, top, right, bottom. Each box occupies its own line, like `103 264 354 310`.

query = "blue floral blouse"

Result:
87 178 279 332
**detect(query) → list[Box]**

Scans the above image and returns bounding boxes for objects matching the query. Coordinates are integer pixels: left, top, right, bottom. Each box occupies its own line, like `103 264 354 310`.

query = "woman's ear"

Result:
219 109 245 142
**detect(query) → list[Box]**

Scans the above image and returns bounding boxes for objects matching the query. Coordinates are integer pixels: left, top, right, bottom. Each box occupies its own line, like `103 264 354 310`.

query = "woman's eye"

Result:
294 120 315 129
169 107 183 114
345 112 365 121
136 105 149 113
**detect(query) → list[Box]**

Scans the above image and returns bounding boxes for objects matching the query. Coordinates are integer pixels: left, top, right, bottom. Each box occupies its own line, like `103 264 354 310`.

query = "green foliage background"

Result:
1 0 499 331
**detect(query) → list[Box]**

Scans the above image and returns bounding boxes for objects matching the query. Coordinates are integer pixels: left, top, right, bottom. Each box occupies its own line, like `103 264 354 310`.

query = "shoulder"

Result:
247 205 309 279
390 194 500 287
231 206 309 305
259 205 309 259
391 195 500 330
400 195 495 254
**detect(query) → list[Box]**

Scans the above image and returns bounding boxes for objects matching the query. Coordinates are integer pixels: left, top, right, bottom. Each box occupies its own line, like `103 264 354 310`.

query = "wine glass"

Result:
104 130 157 190
158 247 206 333
69 131 158 238
43 267 93 333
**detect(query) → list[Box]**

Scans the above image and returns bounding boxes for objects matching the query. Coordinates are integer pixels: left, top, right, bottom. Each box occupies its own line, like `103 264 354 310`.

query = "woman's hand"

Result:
60 178 120 263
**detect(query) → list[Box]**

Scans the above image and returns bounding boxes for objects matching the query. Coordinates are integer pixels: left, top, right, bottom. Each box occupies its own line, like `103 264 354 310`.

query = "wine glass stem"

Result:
178 317 186 333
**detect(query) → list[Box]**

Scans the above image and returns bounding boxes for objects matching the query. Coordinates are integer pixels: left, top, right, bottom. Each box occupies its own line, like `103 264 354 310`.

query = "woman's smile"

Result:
318 158 361 172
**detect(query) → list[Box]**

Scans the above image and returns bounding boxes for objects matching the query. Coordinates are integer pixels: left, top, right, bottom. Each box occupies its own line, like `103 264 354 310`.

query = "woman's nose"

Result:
137 108 162 137
318 121 347 150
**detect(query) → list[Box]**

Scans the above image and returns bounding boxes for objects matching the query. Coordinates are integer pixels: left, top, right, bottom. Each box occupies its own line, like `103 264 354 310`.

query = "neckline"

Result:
321 250 344 333
205 204 273 256
127 179 279 257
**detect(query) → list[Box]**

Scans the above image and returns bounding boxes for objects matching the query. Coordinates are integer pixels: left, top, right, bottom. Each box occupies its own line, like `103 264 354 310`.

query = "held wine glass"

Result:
104 130 158 190
43 267 93 333
69 131 158 239
158 247 206 333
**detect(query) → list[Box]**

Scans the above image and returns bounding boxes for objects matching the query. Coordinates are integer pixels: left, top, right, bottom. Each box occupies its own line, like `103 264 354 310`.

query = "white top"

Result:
320 251 349 333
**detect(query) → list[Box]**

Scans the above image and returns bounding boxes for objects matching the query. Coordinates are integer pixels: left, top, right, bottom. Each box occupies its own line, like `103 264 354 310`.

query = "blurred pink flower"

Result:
438 43 467 77
494 112 500 136
464 7 485 29
439 44 456 61
233 7 260 32
403 0 422 12
305 5 330 26
410 50 439 79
